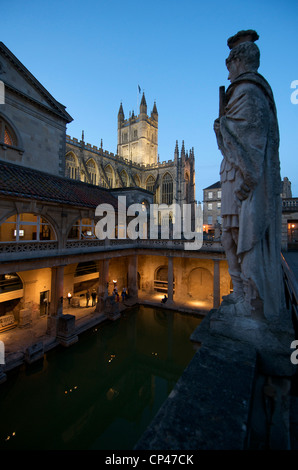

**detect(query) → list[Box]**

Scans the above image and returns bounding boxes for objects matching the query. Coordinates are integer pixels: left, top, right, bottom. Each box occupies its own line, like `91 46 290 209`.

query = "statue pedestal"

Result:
56 314 78 347
25 342 44 365
191 299 296 449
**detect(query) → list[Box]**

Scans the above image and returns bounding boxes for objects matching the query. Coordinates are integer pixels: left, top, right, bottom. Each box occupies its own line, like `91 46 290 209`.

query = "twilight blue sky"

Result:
2 0 298 200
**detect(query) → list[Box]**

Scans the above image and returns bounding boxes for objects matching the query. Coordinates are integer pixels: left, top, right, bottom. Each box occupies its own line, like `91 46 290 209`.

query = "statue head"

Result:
225 30 260 82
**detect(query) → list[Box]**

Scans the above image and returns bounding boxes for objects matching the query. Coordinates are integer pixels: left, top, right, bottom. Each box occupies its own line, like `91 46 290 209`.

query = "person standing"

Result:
86 289 91 307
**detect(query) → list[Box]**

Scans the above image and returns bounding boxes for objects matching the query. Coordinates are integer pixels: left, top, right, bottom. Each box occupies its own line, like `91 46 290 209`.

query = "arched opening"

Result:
162 173 173 205
105 164 114 188
0 115 18 147
121 170 128 187
134 174 141 187
154 265 175 294
146 175 157 203
0 213 56 242
0 273 23 322
73 261 99 302
188 267 213 300
65 152 79 180
86 158 98 185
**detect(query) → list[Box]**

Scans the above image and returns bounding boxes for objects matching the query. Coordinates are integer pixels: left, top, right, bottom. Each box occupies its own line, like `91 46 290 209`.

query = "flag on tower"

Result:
138 85 141 94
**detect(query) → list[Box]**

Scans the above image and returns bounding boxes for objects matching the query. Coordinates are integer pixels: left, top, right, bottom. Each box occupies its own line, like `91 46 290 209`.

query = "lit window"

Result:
4 128 13 146
0 213 55 242
0 117 17 147
217 202 221 209
208 203 213 210
68 218 96 240
208 191 213 199
217 190 222 198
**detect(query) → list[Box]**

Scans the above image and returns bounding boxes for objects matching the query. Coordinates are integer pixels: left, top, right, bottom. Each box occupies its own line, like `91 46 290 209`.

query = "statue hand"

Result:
235 182 250 201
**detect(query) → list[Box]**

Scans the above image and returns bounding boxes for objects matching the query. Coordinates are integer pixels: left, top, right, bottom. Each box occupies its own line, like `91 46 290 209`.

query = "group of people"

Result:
85 286 129 307
85 289 97 307
113 287 128 303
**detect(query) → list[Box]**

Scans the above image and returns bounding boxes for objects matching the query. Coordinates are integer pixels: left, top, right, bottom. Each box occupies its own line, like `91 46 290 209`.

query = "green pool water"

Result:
0 305 202 450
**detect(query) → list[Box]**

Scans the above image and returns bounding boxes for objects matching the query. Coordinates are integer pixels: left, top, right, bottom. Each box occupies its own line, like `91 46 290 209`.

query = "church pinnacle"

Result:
140 92 147 114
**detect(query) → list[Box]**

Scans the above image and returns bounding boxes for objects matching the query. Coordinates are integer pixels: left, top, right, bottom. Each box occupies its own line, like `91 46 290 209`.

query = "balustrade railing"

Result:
0 241 58 253
0 237 224 258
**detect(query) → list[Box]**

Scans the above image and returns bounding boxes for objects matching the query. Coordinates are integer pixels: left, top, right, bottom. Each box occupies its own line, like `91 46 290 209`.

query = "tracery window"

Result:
146 175 157 203
121 170 128 187
146 175 155 193
134 174 141 187
86 159 97 185
0 214 56 242
105 165 114 188
162 173 173 205
66 153 79 180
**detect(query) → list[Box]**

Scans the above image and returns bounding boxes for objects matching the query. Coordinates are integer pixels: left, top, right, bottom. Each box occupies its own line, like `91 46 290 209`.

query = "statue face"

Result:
227 59 240 83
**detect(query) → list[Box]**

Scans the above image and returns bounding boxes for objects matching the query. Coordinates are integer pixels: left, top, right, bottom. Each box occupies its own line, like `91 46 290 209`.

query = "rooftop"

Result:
0 160 119 209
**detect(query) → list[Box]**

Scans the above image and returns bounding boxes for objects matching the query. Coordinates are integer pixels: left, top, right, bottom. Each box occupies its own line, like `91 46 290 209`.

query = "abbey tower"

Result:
117 93 158 166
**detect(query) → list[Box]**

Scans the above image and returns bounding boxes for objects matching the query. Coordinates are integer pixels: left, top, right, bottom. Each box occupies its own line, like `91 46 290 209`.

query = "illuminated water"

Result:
0 305 202 450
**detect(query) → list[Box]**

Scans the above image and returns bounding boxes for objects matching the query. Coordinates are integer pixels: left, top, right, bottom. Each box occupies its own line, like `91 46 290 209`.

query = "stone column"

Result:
213 259 220 309
167 256 174 305
128 255 138 301
96 258 110 312
97 259 109 298
47 265 65 335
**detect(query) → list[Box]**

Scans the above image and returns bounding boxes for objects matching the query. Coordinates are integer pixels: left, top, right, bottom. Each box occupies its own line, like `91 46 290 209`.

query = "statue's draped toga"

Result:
214 30 283 321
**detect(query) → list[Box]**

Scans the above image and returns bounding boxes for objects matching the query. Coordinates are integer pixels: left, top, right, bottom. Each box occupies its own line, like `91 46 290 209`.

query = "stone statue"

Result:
214 30 283 321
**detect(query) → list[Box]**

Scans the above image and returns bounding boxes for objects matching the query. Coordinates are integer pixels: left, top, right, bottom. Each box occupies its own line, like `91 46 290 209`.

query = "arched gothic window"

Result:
134 174 141 187
86 159 97 185
146 175 155 193
121 170 128 187
0 214 56 242
66 153 79 180
146 175 157 203
105 164 114 188
0 116 18 147
162 173 173 205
